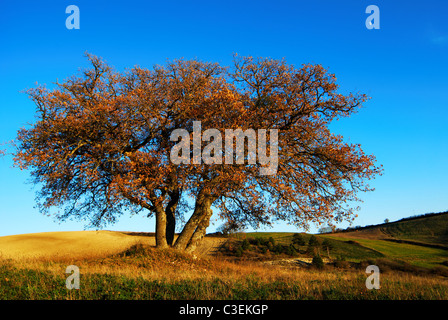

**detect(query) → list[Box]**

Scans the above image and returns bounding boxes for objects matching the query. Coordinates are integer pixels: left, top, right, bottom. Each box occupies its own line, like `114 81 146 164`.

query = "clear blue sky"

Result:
0 0 447 237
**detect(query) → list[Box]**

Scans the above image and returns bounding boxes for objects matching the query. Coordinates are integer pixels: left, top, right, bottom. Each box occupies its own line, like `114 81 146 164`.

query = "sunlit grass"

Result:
1 244 447 300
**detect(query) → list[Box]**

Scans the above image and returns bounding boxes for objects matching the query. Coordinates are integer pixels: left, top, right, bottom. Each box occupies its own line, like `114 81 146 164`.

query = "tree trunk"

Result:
165 171 180 246
166 208 176 246
173 194 213 251
155 207 168 249
185 206 213 253
165 190 179 246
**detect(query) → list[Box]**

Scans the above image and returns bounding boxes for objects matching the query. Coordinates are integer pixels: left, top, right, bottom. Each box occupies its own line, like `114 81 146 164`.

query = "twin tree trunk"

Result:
155 194 214 252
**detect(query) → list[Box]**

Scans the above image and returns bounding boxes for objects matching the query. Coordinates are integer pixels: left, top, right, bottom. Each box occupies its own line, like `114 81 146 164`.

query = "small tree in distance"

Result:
292 233 306 246
312 254 325 269
318 225 333 234
322 238 333 258
307 235 321 255
308 235 320 247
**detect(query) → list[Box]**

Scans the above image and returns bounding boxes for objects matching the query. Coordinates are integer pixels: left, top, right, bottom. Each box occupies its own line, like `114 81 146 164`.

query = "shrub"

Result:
235 246 244 257
307 236 321 255
306 244 317 255
336 255 346 261
322 239 333 250
241 239 251 251
292 234 306 246
250 237 261 246
334 254 349 268
121 243 148 257
286 244 297 256
274 244 284 254
308 235 320 247
312 255 325 269
334 259 350 269
219 240 236 255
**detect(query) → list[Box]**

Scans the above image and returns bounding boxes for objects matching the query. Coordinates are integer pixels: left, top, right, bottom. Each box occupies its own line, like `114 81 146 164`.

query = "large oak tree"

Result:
12 54 381 252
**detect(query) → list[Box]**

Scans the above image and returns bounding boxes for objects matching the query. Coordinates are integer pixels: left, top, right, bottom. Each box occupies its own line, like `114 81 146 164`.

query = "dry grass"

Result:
2 243 448 300
1 231 448 299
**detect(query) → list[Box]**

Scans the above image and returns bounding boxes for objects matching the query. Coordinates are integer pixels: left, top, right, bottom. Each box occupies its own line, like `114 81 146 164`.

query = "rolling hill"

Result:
330 211 448 246
0 230 226 261
224 211 448 269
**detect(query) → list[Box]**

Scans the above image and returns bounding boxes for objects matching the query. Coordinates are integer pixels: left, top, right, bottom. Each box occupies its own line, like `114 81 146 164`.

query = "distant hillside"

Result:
333 211 448 247
222 211 448 269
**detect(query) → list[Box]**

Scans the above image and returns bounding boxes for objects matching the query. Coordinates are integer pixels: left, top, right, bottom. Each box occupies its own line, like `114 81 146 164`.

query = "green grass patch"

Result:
347 238 448 268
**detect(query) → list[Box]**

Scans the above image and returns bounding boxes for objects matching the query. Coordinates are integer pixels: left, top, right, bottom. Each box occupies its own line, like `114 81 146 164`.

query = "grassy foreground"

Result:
1 243 448 300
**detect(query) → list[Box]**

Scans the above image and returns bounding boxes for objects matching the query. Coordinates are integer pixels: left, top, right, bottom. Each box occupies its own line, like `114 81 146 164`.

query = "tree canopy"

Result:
12 53 381 252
